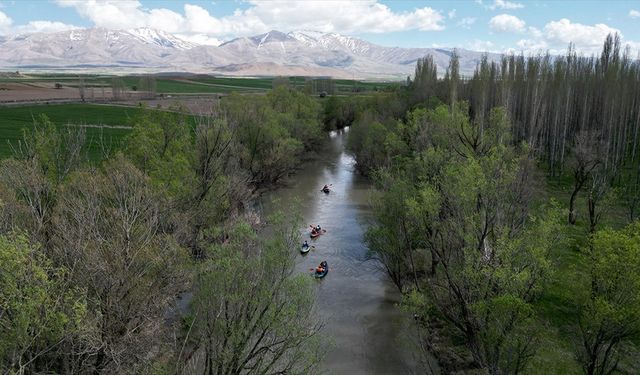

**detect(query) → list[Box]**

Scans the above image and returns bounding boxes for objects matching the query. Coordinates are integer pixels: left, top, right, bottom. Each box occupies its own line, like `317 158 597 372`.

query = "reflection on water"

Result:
260 128 426 374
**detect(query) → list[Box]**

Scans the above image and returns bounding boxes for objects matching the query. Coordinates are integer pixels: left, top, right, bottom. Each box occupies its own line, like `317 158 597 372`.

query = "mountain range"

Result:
0 28 500 78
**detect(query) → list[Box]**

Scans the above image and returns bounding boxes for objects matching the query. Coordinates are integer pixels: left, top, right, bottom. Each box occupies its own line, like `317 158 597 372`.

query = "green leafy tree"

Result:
125 108 194 196
1 115 86 247
576 222 640 375
0 234 87 374
366 105 560 373
178 217 325 374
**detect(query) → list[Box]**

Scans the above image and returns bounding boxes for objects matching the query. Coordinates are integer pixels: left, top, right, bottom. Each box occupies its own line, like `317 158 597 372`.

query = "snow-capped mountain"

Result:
0 28 500 78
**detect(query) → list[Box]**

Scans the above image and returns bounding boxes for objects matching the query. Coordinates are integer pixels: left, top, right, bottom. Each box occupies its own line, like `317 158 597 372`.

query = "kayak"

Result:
301 244 311 254
314 265 329 278
310 229 326 238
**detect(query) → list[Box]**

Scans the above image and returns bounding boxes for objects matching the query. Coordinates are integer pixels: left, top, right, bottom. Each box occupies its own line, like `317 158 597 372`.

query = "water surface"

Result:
260 128 425 374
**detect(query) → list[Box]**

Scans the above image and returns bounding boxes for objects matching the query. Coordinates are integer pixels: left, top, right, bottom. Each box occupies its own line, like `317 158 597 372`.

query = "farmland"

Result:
0 73 398 100
0 104 144 158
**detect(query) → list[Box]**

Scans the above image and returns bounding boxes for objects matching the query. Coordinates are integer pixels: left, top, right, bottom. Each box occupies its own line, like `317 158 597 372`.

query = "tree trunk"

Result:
569 183 581 224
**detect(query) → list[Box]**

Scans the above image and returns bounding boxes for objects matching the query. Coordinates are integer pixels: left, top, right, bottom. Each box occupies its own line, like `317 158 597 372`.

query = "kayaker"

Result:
315 224 321 232
303 240 309 248
323 184 329 190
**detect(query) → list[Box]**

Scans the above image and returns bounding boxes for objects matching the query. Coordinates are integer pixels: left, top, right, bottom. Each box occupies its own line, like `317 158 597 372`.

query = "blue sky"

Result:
0 0 639 54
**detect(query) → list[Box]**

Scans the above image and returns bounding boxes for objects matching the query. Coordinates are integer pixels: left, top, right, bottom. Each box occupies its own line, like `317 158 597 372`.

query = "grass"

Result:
523 170 639 374
0 104 143 159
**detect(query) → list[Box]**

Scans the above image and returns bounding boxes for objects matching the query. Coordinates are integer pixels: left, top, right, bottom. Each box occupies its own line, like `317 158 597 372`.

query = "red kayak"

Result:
310 228 326 238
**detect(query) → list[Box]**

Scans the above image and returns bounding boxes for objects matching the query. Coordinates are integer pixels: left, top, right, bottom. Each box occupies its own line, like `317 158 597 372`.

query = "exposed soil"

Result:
0 82 113 103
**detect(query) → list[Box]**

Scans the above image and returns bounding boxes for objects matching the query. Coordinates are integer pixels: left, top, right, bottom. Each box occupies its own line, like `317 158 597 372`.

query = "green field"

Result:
1 74 398 95
0 104 142 159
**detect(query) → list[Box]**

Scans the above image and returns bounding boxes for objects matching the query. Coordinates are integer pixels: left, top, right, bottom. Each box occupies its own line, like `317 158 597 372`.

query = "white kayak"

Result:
301 244 311 254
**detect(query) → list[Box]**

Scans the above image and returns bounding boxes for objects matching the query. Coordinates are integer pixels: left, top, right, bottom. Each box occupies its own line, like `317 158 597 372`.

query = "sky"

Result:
0 0 639 55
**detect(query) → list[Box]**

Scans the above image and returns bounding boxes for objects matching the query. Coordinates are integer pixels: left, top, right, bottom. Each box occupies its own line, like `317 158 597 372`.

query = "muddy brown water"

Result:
259 128 433 374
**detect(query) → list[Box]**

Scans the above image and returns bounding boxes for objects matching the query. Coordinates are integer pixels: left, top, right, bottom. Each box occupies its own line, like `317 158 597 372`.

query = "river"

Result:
259 128 426 374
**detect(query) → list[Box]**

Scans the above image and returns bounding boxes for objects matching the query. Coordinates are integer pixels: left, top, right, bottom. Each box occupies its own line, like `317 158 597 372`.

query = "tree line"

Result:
348 34 640 374
0 87 328 374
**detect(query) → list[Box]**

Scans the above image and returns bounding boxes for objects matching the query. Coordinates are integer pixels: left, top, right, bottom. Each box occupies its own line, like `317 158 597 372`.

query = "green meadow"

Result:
0 104 142 159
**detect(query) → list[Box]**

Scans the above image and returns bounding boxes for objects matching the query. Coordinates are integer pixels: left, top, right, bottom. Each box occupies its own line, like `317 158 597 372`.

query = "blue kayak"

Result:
314 262 329 278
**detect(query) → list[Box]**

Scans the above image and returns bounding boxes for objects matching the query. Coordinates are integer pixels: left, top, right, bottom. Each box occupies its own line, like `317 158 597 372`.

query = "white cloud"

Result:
489 14 526 33
468 39 495 52
543 18 619 48
448 9 456 19
528 26 542 38
630 10 640 18
238 1 446 33
456 17 476 29
0 10 12 34
53 0 445 44
508 18 637 56
56 0 181 30
14 20 79 34
489 0 524 10
624 40 640 57
515 38 548 52
0 10 78 36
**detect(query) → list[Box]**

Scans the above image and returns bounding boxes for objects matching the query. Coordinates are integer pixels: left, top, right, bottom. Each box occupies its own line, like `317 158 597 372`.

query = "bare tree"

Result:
53 157 189 373
138 75 157 99
568 131 602 224
111 77 125 101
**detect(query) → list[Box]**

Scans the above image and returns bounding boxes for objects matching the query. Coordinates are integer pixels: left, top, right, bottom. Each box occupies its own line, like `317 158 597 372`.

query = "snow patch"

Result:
69 30 83 41
126 28 196 50
257 32 270 49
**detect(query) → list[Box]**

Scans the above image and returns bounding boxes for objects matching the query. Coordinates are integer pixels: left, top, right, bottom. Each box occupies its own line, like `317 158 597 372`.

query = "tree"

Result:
365 105 560 373
411 55 438 104
576 222 640 375
138 75 157 99
111 77 125 100
78 77 85 102
271 76 290 90
586 168 617 233
0 234 87 374
366 172 421 292
0 116 86 247
53 157 189 373
446 49 460 112
9 115 86 184
624 164 640 221
568 131 602 224
178 216 325 374
223 91 310 188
